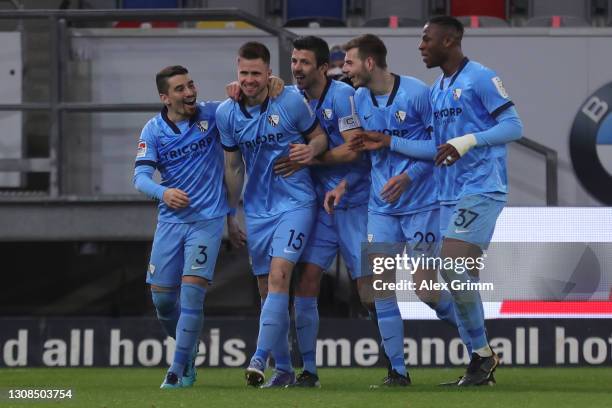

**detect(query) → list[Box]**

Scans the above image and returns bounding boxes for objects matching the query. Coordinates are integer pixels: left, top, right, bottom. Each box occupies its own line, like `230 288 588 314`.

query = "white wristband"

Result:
447 133 477 157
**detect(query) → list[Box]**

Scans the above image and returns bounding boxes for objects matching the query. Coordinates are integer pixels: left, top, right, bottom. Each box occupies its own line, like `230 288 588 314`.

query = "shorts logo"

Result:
136 140 147 158
323 109 333 120
196 120 209 132
394 110 406 124
367 234 373 243
491 76 509 99
570 81 612 204
452 88 462 100
268 114 280 127
148 264 155 274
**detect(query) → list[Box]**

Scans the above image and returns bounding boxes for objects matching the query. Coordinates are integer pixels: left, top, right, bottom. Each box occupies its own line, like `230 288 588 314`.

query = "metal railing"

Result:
0 8 297 196
0 9 559 205
515 137 558 205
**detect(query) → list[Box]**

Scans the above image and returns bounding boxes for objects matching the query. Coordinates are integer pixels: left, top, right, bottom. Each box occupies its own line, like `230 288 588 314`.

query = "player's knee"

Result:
151 288 178 316
180 282 206 310
414 287 438 307
182 275 209 289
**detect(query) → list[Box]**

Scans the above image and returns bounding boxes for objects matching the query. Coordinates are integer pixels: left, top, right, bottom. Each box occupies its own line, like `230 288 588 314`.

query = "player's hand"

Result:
324 180 347 214
267 76 284 98
380 173 411 203
289 143 315 165
227 215 246 248
435 143 460 166
162 188 190 209
274 156 304 177
360 131 391 151
226 81 241 101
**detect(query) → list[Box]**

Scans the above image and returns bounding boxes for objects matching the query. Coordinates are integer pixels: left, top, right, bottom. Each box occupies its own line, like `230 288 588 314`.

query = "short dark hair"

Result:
342 34 387 69
427 15 464 41
292 35 330 67
156 65 189 94
238 41 271 65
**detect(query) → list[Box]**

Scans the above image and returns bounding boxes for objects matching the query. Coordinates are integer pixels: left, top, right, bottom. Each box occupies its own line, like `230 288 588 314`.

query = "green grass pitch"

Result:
1 367 611 408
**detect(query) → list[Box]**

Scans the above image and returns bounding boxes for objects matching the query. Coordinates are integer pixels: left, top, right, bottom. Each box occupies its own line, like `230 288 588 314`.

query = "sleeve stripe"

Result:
491 101 515 119
135 160 157 169
302 117 319 137
222 144 239 152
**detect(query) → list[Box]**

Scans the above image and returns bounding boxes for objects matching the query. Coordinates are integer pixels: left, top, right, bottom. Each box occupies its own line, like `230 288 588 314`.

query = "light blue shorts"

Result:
246 205 316 276
440 194 505 249
367 208 440 257
300 204 368 280
146 216 225 287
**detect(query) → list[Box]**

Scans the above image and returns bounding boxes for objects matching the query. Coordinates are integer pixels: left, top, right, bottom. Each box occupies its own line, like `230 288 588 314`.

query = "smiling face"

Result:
418 23 450 69
159 74 197 120
291 48 327 91
342 47 371 88
237 57 271 101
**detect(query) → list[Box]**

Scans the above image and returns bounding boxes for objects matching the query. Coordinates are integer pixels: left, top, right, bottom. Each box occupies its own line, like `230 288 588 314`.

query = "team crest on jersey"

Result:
268 114 280 127
136 140 147 158
394 110 406 124
452 88 462 100
148 264 155 274
367 234 373 243
196 120 209 132
323 109 333 120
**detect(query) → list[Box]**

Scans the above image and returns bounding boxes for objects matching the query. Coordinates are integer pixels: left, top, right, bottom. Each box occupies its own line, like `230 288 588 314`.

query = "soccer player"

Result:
217 42 328 388
272 35 369 387
327 34 439 385
133 65 245 388
360 16 523 385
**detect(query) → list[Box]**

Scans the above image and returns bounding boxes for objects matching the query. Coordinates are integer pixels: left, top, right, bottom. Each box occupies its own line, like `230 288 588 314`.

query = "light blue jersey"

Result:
135 102 229 223
431 58 516 202
354 74 437 214
216 91 318 218
290 80 370 208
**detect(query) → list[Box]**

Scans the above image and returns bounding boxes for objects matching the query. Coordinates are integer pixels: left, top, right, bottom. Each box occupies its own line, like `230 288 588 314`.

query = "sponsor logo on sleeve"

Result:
491 76 509 99
136 140 147 158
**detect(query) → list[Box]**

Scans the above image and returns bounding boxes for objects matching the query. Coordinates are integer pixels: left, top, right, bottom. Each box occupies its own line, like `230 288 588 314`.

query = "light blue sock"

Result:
443 268 488 351
253 297 293 372
151 289 179 339
251 293 290 370
375 296 406 376
432 290 472 354
294 296 319 374
169 283 206 376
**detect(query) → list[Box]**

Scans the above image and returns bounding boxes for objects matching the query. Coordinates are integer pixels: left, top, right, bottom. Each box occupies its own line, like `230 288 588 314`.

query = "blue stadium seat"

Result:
122 0 177 8
284 0 345 26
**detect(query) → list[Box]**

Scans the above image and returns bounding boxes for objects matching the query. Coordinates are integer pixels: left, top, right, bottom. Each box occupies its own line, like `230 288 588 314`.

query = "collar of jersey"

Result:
301 78 332 110
369 73 400 108
160 105 200 134
238 96 270 119
439 57 470 90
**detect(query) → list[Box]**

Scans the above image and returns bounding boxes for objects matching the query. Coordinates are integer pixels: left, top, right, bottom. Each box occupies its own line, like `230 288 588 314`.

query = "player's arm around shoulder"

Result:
285 91 328 164
215 101 244 210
